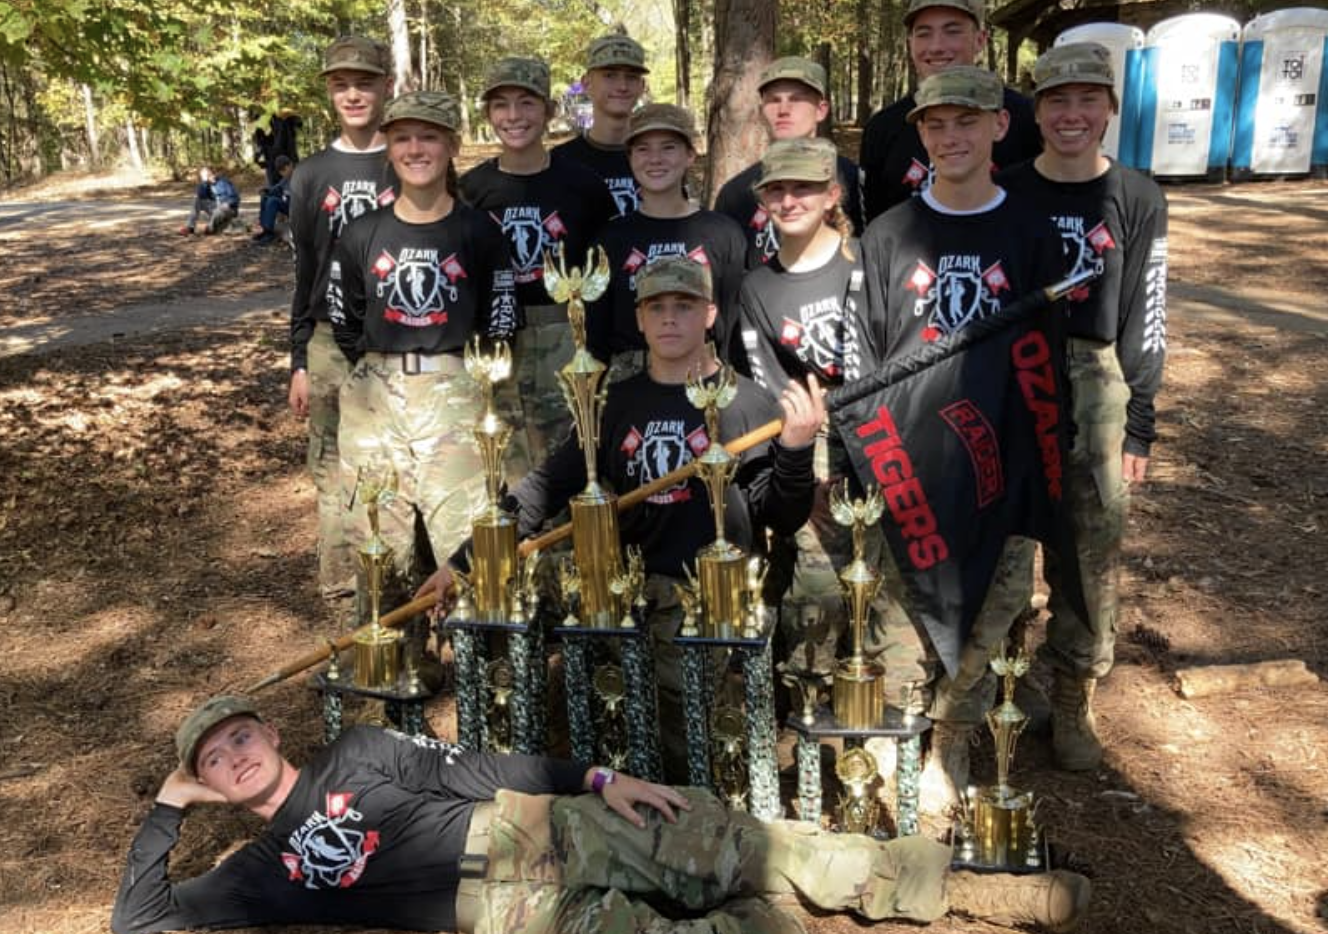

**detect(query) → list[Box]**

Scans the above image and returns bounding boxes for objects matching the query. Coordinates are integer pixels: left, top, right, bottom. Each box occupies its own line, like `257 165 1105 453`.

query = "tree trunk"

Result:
675 0 692 109
816 42 833 138
81 83 100 167
703 0 776 204
388 0 416 92
855 0 874 126
125 117 143 171
417 0 429 91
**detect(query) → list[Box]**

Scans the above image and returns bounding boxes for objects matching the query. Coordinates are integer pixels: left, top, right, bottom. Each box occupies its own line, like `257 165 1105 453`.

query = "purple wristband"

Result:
591 767 615 794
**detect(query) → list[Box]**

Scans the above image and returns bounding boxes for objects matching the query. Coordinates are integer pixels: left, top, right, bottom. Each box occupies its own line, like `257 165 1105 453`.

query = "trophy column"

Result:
673 367 781 820
438 336 545 755
544 247 662 782
784 483 931 835
952 646 1049 872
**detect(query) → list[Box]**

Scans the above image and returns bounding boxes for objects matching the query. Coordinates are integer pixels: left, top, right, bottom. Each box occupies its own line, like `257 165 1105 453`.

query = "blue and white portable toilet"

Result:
1055 24 1147 163
1137 13 1242 179
1231 8 1328 178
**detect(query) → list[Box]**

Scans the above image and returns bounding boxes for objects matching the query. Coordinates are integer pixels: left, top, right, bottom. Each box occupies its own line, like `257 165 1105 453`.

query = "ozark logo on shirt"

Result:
622 244 710 293
606 176 641 216
1052 214 1116 302
282 791 380 890
371 248 468 326
620 419 710 503
778 291 863 379
907 254 1010 341
322 180 396 239
491 205 568 283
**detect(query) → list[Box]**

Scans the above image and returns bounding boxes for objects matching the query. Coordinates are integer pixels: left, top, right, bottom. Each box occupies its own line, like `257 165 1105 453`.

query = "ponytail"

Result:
826 202 855 261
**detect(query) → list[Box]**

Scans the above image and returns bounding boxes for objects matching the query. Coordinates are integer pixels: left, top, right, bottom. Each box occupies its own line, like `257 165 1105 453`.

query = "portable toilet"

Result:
1231 8 1328 178
1136 13 1242 179
1055 24 1147 163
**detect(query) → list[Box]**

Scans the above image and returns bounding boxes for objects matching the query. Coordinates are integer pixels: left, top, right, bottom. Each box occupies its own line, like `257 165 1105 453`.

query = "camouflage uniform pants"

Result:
470 787 952 933
338 352 487 597
1040 338 1130 680
501 307 575 483
877 537 1037 725
305 323 356 595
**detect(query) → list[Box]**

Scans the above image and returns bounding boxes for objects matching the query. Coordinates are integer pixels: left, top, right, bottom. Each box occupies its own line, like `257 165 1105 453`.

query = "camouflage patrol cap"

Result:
758 57 828 97
320 35 392 77
636 255 713 303
586 34 649 73
904 0 985 28
175 695 262 777
1033 42 1116 92
754 137 838 190
382 90 462 132
482 57 552 101
907 66 1003 123
626 103 699 145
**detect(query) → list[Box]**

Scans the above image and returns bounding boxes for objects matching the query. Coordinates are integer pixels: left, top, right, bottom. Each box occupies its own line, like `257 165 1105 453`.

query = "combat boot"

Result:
946 869 1091 932
918 722 974 816
1051 673 1103 771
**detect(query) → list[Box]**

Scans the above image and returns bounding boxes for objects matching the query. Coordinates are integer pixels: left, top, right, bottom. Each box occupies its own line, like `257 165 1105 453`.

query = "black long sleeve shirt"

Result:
287 145 398 371
584 209 750 363
998 159 1169 455
327 205 519 364
111 727 587 934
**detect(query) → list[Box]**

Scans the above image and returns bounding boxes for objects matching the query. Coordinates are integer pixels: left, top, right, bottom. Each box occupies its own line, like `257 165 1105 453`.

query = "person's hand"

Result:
777 374 825 450
289 369 310 418
155 767 230 809
590 769 692 829
414 565 456 619
1122 452 1149 485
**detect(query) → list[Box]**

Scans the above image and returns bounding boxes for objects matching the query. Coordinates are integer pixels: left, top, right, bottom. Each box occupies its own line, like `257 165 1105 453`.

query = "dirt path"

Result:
0 180 1324 934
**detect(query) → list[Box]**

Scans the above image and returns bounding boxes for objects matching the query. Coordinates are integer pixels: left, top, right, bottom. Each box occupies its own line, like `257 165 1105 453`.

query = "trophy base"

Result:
955 785 1041 871
353 627 403 691
833 659 885 730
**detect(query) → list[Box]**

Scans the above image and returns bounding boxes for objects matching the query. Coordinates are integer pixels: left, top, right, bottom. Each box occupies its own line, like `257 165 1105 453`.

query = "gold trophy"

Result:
544 246 623 628
680 366 769 638
464 336 519 622
829 483 886 728
352 464 403 690
958 646 1041 869
712 707 749 811
835 746 882 834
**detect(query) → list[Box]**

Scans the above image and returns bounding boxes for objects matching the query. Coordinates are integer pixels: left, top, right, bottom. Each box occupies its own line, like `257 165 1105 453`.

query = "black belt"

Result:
366 350 463 374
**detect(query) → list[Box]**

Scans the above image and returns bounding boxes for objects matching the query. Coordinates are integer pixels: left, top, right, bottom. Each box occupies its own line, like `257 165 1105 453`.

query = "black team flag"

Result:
826 272 1093 677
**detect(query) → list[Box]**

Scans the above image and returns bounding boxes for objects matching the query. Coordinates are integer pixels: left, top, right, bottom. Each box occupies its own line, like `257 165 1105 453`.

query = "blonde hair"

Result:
826 200 855 261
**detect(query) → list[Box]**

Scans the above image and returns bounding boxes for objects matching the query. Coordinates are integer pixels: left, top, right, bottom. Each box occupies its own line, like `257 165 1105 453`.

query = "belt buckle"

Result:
403 352 421 375
457 853 489 878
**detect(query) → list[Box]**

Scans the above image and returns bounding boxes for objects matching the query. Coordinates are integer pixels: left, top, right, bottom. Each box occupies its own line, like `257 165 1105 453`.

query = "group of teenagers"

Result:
113 0 1170 931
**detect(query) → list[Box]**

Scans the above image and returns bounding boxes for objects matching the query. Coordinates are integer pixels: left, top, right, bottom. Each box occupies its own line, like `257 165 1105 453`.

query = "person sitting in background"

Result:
205 171 241 234
252 154 294 245
179 166 215 235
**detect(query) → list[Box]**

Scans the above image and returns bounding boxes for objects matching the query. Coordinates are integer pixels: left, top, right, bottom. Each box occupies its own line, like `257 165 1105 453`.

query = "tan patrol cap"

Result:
907 66 1003 123
382 90 462 132
904 0 985 28
1033 43 1116 93
586 34 649 73
754 137 838 190
175 695 262 777
320 35 392 77
626 103 699 145
482 57 552 101
758 57 828 97
636 255 713 303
